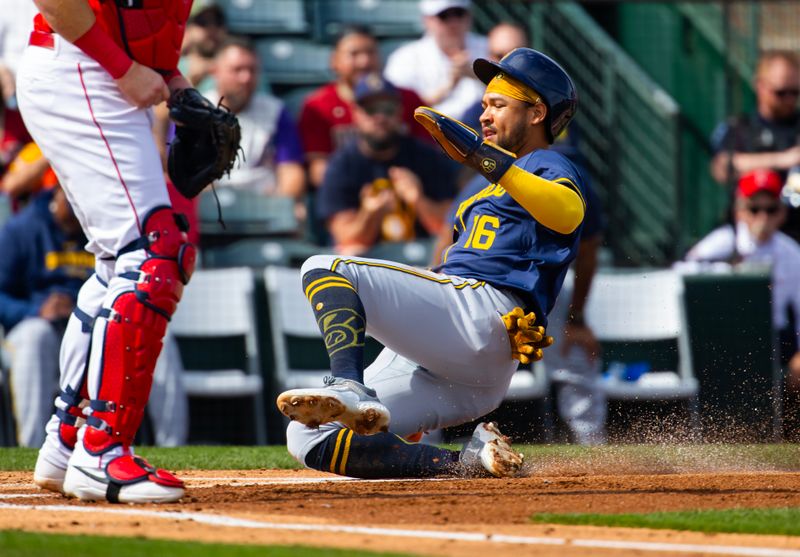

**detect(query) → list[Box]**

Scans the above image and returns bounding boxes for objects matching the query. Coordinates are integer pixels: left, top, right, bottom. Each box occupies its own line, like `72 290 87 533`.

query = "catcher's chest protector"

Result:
91 0 192 73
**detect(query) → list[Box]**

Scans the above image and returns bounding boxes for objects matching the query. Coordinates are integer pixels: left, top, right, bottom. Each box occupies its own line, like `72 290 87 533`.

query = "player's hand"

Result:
560 322 600 361
39 292 74 322
388 166 422 207
414 107 516 183
115 62 170 109
501 307 554 364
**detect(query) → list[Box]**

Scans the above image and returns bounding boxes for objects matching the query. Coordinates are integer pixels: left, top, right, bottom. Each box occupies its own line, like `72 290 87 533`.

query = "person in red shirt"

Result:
299 24 429 188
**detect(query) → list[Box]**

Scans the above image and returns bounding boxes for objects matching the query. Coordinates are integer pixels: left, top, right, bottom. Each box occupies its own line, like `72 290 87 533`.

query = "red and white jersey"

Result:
34 0 192 73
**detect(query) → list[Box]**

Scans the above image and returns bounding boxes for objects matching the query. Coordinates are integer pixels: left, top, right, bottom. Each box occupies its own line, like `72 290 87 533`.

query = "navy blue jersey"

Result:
437 149 587 324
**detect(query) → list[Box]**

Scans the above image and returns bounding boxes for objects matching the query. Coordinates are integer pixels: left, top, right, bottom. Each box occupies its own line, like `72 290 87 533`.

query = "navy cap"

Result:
354 73 401 106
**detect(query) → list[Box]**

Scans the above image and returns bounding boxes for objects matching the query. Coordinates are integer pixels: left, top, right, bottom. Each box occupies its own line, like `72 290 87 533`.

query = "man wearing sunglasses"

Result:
711 51 800 242
384 0 487 121
685 169 800 438
317 73 457 256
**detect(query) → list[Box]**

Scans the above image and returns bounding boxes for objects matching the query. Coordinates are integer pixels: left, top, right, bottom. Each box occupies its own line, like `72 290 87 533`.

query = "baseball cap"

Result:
419 0 471 17
354 73 400 106
737 169 783 198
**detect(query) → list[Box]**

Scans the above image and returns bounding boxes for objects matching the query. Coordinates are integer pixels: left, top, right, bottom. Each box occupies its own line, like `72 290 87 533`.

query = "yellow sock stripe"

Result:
304 276 353 299
329 428 348 474
307 281 357 304
338 429 355 475
331 259 486 290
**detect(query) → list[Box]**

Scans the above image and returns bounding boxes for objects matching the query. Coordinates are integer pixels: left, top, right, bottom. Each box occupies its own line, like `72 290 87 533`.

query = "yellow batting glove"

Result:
502 307 555 364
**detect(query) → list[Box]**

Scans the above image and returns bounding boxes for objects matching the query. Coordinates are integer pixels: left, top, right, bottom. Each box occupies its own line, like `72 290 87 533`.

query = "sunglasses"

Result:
436 7 468 21
363 101 399 116
773 88 800 98
746 204 781 215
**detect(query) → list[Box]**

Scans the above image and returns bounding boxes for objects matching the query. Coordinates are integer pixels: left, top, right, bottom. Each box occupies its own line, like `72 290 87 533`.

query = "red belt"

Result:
29 30 55 50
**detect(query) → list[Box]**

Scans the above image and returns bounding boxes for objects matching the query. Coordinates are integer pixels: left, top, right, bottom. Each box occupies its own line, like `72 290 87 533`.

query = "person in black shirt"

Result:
317 73 457 255
710 50 800 241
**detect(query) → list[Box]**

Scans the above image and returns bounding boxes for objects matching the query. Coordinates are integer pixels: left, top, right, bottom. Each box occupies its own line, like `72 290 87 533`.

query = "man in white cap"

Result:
384 0 487 120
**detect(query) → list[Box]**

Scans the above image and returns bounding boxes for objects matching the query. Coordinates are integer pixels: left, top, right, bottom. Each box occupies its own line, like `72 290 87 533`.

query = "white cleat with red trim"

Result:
63 454 184 503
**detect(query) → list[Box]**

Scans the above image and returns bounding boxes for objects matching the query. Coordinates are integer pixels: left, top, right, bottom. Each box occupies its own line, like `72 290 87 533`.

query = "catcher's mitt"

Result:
501 307 554 364
167 88 241 199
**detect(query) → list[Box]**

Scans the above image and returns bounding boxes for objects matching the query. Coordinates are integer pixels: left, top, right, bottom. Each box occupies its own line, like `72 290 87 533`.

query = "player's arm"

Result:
34 0 169 108
414 107 584 235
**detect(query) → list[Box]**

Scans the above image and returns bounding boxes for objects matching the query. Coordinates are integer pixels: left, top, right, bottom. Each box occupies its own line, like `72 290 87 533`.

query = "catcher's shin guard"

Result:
83 207 196 454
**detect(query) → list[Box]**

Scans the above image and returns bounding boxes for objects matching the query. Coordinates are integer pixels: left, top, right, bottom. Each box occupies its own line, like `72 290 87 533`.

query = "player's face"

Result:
479 92 539 153
736 192 786 243
215 46 260 113
757 59 800 120
332 34 380 87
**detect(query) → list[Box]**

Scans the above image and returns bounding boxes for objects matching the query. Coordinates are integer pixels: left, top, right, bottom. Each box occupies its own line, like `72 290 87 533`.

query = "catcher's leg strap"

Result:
84 207 196 454
53 385 88 449
304 427 458 479
302 268 366 383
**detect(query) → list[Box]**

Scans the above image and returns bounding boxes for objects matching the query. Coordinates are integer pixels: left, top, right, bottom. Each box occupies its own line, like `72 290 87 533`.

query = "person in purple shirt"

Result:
206 37 306 220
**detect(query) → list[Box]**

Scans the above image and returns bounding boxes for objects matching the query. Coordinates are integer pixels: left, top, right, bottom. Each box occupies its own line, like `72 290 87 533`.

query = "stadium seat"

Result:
310 0 423 42
216 0 308 35
256 38 334 86
584 269 700 426
198 188 299 238
170 267 268 445
203 238 322 269
0 195 11 229
362 239 435 267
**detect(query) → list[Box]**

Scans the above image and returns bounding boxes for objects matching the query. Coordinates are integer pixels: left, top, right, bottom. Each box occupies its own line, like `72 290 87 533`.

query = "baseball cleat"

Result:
63 455 184 504
33 455 67 494
460 422 524 478
276 376 390 435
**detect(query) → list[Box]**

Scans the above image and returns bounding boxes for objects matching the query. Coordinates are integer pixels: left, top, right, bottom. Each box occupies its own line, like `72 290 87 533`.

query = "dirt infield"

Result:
1 468 800 556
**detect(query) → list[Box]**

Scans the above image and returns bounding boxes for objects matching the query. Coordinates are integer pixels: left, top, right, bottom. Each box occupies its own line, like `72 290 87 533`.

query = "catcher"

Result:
18 0 238 504
277 48 587 478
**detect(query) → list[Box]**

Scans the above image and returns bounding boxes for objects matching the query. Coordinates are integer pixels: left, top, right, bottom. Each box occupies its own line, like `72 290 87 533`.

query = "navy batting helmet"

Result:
473 48 577 144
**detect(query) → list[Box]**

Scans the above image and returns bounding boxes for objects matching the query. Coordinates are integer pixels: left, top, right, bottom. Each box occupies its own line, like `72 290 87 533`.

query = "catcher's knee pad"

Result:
84 207 196 453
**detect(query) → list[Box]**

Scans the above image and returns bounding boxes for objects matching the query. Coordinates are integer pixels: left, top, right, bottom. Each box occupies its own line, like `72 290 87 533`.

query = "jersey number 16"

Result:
464 215 500 250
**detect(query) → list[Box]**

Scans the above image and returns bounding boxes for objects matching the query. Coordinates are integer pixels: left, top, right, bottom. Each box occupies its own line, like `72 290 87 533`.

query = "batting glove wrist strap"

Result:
414 106 516 183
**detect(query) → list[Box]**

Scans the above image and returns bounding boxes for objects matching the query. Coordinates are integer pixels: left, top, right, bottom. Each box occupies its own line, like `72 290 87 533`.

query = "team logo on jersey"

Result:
481 158 497 173
318 308 365 355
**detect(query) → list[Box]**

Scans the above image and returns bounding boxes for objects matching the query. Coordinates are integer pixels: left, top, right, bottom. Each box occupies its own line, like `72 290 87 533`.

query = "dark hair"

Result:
217 35 258 59
333 24 376 49
188 5 227 29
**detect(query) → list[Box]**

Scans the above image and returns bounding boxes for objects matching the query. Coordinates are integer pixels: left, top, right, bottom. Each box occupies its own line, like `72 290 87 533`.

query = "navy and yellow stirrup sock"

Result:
305 428 459 478
302 269 366 383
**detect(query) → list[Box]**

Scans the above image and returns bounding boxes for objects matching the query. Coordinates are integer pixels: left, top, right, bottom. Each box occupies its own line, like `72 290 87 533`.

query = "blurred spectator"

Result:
207 37 306 216
0 184 188 448
299 25 429 189
462 22 529 131
179 4 228 94
0 0 36 174
710 51 800 242
385 0 487 121
1 142 58 208
684 169 800 437
318 74 457 255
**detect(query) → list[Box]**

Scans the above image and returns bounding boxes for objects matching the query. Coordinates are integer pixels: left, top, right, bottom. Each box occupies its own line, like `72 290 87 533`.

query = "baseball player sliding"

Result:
278 48 587 478
17 0 238 503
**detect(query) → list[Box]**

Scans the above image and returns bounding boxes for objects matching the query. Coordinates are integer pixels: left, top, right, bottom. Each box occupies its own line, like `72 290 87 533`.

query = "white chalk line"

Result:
0 499 798 556
185 476 450 485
